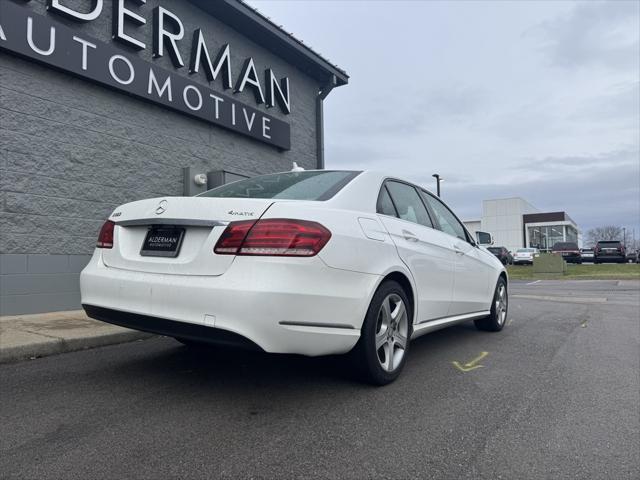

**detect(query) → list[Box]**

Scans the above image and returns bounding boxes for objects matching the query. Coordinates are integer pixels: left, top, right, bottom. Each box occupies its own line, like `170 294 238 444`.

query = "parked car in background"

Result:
487 246 512 265
513 248 539 265
580 248 595 263
552 242 582 264
594 241 626 264
626 249 639 263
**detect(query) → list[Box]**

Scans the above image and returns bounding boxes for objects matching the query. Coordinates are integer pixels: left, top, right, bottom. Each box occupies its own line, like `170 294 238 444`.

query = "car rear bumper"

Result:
595 255 625 262
81 251 379 356
513 258 533 264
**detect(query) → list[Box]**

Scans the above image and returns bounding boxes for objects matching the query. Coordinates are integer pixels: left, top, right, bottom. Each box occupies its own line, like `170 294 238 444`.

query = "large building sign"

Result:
0 0 292 149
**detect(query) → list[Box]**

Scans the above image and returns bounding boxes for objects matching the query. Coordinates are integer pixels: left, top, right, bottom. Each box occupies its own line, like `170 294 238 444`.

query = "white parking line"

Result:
526 280 542 286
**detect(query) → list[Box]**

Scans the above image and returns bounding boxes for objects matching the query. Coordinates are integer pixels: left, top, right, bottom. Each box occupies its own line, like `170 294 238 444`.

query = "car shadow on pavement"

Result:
101 322 483 391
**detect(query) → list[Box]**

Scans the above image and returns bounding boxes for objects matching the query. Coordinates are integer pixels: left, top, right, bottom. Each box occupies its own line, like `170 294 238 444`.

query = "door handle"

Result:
402 230 419 242
453 244 466 255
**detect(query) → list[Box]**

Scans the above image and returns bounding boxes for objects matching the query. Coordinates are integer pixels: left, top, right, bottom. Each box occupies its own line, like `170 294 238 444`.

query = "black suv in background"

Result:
552 242 582 264
594 241 626 263
487 246 512 265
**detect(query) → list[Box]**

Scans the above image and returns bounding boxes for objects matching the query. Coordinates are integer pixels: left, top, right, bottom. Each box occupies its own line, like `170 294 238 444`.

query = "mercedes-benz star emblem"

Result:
155 199 168 215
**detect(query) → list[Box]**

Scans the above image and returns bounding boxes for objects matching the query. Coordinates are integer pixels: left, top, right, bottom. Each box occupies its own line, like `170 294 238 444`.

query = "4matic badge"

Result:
228 210 255 217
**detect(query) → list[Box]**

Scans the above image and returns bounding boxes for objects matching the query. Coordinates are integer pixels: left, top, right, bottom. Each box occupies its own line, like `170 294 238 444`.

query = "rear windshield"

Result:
597 241 622 247
488 247 502 253
552 242 578 251
198 171 360 201
517 248 536 253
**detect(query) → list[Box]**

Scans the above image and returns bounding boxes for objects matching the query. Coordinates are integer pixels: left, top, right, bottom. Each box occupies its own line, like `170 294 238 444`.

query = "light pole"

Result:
623 227 626 248
432 174 442 197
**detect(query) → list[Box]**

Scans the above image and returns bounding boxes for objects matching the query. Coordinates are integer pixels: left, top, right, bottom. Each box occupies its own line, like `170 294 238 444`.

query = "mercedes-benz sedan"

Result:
81 170 508 385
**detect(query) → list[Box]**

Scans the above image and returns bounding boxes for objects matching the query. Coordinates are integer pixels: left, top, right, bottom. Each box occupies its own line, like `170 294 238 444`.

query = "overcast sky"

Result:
248 0 639 237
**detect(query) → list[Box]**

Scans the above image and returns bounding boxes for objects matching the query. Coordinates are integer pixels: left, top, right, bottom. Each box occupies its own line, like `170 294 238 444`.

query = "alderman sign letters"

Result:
0 0 292 149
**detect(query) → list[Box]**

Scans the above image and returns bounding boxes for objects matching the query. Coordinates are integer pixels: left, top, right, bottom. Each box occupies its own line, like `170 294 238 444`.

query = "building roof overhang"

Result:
187 0 349 88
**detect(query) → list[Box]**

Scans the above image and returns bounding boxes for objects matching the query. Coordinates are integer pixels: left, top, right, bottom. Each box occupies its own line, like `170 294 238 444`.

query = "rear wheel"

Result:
350 280 411 385
474 277 508 332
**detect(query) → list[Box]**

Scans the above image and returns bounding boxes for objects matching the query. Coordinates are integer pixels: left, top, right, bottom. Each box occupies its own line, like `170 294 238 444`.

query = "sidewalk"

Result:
0 310 153 364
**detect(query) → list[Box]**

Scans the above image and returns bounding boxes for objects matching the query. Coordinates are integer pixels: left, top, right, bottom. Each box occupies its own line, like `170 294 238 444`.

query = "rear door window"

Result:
384 181 433 228
377 186 398 217
420 192 468 242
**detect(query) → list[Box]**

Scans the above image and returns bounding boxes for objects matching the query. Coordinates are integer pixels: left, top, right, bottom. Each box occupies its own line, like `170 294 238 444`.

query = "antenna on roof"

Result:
291 162 305 172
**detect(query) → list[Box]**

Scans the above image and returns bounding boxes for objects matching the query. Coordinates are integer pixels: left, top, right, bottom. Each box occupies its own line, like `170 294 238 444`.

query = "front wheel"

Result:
350 280 411 385
474 277 508 332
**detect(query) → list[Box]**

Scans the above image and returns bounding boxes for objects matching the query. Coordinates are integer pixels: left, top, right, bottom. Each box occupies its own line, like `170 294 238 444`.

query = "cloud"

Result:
249 0 640 236
439 149 640 231
570 81 640 124
532 1 640 71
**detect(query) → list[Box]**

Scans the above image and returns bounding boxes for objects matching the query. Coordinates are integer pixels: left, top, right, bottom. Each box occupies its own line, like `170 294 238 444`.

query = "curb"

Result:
0 310 156 364
0 330 154 364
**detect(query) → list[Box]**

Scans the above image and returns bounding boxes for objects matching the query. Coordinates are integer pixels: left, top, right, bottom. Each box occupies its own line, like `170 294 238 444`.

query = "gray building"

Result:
464 197 580 253
0 0 348 315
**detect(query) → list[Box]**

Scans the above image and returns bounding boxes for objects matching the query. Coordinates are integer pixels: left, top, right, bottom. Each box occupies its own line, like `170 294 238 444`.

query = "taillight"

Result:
214 219 331 257
213 220 256 254
97 220 115 249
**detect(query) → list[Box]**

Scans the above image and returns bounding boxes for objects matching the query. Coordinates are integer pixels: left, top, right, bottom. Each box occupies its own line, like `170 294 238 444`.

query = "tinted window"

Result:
488 247 502 253
199 171 359 200
385 182 433 227
597 241 622 247
421 192 467 241
377 186 398 217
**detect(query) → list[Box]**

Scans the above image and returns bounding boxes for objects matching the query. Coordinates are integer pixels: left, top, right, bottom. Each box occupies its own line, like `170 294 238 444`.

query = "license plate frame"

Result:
140 226 185 258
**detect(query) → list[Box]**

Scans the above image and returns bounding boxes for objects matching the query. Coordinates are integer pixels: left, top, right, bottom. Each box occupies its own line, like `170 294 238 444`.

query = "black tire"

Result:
474 277 508 332
350 280 412 386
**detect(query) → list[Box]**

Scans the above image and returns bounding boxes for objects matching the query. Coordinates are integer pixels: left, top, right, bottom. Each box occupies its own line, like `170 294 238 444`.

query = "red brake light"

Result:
213 220 256 254
97 220 115 249
214 219 331 257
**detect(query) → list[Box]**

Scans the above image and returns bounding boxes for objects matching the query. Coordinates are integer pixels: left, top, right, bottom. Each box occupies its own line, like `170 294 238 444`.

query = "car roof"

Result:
327 170 439 212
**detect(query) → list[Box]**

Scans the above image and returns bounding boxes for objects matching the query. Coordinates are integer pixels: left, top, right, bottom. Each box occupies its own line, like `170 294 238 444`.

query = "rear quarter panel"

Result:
261 202 402 277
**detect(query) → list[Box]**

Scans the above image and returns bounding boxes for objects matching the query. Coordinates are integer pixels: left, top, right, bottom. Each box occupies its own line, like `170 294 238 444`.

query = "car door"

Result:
376 181 455 322
420 191 491 316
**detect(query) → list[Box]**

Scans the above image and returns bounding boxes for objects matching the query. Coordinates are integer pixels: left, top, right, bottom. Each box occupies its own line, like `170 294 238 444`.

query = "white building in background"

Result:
464 197 580 253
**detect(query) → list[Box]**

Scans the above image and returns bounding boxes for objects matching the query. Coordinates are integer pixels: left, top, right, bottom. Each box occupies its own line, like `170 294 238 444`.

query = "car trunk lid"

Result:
102 197 273 276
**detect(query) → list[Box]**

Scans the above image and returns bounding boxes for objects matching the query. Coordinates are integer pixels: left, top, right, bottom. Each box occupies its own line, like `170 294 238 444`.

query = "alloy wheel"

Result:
495 284 508 326
375 293 409 372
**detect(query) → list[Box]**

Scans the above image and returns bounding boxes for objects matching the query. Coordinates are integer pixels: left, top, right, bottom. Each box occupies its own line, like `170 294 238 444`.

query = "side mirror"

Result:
476 231 494 246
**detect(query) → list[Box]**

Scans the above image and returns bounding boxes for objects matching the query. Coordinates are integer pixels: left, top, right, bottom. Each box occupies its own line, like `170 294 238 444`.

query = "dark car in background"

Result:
594 241 626 264
580 248 595 263
552 242 582 264
487 246 512 265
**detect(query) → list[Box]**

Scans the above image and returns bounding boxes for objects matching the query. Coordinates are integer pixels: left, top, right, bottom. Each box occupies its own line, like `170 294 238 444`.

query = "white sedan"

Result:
513 248 540 265
81 170 508 385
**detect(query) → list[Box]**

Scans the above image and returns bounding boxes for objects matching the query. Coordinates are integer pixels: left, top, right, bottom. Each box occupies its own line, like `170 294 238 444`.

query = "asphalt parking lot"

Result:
1 279 638 479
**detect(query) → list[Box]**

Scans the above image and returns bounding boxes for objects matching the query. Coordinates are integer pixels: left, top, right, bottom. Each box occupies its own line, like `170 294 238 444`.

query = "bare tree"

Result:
585 225 623 247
